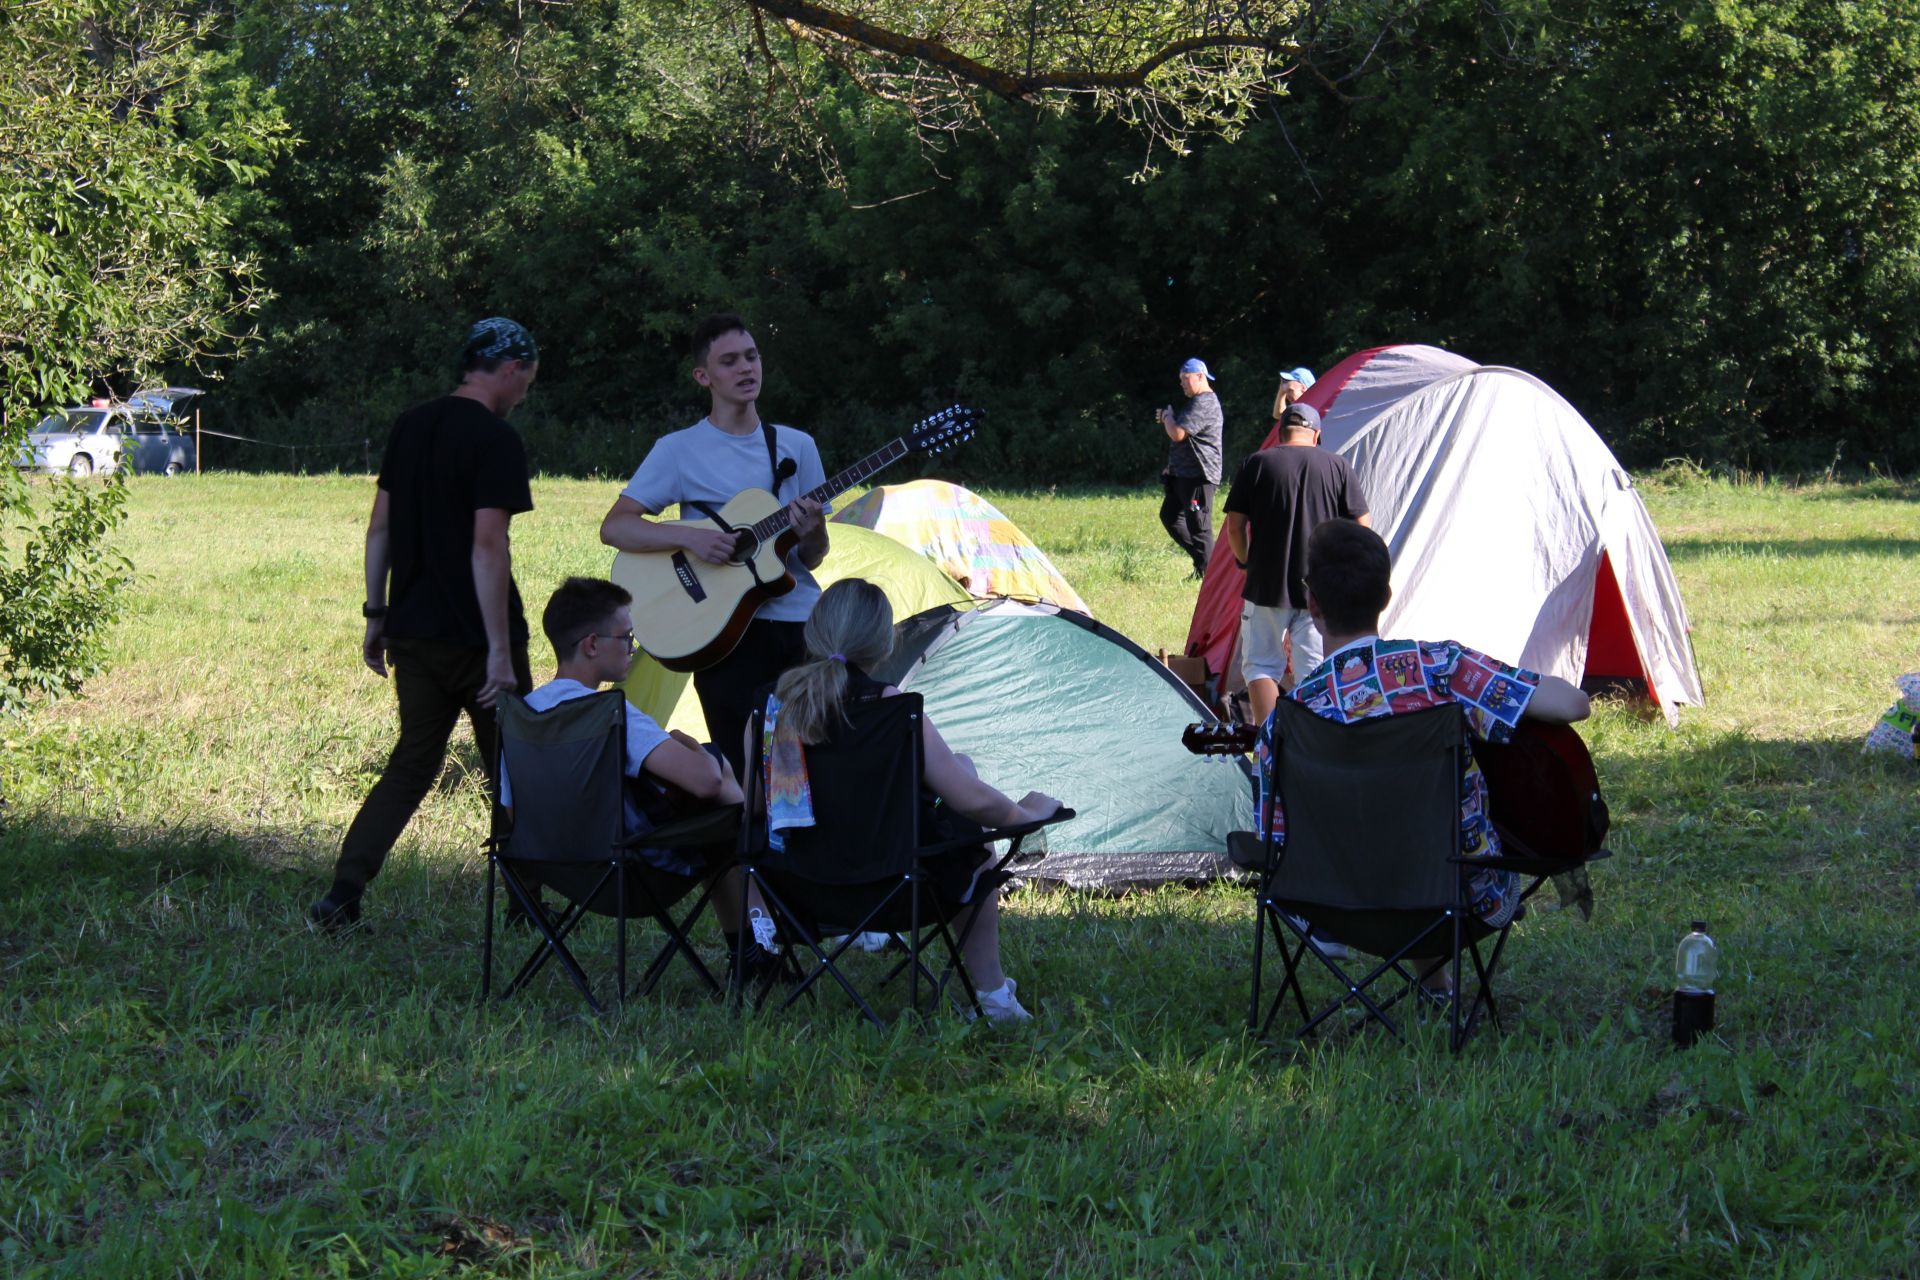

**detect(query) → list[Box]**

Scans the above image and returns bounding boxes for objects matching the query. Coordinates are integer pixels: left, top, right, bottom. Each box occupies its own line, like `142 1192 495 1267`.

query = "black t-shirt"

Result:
378 395 534 649
1222 445 1369 609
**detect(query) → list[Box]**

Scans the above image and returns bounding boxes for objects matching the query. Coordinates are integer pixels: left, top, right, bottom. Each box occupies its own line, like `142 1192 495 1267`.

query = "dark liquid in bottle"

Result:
1673 988 1715 1047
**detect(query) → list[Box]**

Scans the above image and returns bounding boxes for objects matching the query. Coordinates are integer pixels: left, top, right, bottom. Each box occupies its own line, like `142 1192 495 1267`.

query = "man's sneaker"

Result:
731 942 786 994
307 888 361 934
975 978 1032 1024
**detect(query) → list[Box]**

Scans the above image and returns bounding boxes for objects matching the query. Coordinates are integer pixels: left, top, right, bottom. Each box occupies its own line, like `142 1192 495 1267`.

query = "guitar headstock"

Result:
1182 721 1258 757
905 404 981 456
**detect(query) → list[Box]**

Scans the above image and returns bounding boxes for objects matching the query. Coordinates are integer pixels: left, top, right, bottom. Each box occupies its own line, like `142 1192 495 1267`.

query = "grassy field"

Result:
3 472 1917 1276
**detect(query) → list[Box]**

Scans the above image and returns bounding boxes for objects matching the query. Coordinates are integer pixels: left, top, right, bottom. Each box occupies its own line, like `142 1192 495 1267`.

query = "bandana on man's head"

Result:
462 317 538 365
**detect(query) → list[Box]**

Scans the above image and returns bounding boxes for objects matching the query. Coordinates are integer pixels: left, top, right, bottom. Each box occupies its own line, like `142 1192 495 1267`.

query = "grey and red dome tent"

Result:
1187 345 1703 725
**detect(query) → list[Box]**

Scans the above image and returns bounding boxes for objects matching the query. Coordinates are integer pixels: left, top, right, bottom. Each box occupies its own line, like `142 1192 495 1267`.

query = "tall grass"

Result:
1 471 1916 1276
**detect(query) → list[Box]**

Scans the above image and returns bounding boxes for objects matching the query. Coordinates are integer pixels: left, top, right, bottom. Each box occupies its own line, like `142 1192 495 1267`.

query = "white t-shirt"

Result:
498 677 671 810
621 419 832 623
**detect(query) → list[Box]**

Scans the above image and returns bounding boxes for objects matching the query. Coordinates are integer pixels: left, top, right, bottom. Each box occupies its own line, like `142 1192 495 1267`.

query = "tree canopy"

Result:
1 0 284 711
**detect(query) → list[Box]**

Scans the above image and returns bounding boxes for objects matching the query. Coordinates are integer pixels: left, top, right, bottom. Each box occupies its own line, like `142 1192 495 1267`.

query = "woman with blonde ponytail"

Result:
753 579 1063 1023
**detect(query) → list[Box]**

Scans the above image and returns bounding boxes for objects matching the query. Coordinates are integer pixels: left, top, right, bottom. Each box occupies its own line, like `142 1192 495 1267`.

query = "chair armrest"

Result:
916 807 1077 861
1450 846 1608 876
1225 830 1272 873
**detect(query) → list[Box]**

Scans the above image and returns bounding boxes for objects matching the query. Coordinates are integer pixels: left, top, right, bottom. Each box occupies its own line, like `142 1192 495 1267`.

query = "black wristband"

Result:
362 603 388 619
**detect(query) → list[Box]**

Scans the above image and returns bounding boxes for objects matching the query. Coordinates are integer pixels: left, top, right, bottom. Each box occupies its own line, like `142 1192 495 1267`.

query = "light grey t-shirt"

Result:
621 419 832 623
498 677 670 809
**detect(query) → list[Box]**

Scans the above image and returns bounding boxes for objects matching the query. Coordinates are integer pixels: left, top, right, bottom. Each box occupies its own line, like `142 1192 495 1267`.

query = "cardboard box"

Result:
1157 648 1209 694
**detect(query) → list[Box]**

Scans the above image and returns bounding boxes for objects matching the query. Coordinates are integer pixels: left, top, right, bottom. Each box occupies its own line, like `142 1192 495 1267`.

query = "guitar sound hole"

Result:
729 531 759 565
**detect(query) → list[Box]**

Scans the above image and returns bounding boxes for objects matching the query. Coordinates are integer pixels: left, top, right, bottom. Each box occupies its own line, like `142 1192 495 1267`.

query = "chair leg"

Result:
1449 912 1464 1053
1461 927 1509 1042
752 876 887 1027
616 861 628 1007
908 876 922 1019
637 881 721 998
481 856 496 1002
498 864 607 1015
1248 891 1269 1032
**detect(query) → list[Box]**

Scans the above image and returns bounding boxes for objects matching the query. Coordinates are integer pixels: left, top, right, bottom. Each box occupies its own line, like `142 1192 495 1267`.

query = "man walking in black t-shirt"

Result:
309 317 540 930
1222 402 1370 725
1156 357 1224 579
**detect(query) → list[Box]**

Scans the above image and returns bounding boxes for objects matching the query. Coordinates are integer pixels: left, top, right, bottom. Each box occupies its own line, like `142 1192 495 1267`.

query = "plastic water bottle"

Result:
1672 921 1719 1047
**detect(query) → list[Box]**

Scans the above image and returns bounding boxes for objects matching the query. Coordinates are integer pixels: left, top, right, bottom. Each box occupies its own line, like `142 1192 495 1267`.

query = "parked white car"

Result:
17 387 203 477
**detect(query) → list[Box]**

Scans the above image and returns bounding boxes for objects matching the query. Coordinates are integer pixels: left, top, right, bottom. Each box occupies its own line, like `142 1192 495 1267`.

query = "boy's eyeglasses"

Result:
594 631 638 654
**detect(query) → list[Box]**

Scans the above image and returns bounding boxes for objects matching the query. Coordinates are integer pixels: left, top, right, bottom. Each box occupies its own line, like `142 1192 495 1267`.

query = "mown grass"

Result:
2 472 1918 1277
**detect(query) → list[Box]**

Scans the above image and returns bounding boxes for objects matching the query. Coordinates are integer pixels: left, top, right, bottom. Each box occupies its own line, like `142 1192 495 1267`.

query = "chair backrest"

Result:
497 690 625 863
757 693 925 885
1268 699 1463 911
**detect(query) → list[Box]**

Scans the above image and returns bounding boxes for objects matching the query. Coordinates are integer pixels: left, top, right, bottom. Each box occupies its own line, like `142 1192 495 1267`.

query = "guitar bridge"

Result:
670 552 707 602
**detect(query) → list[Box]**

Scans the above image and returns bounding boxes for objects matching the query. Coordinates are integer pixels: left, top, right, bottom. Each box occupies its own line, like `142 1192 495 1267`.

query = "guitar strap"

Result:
762 420 797 495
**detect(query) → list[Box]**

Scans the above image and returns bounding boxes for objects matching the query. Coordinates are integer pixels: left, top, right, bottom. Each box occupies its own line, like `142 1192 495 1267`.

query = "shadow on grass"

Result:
6 721 1914 1052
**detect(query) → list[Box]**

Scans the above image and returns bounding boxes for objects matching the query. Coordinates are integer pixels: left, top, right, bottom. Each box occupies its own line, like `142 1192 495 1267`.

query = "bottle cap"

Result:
1691 920 1708 933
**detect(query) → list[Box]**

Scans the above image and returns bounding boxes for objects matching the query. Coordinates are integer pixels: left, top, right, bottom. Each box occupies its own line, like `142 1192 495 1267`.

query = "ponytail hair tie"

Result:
828 653 847 663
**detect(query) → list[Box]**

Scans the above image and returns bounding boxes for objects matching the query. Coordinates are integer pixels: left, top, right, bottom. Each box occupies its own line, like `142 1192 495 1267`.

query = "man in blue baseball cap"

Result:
1155 357 1224 579
1271 367 1316 427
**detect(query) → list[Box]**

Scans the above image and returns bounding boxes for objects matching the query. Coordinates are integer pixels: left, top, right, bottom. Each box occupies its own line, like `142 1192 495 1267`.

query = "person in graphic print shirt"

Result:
1256 520 1591 933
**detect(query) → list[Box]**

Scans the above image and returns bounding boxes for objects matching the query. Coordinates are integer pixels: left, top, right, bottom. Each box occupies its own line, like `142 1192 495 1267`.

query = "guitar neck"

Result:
747 438 909 542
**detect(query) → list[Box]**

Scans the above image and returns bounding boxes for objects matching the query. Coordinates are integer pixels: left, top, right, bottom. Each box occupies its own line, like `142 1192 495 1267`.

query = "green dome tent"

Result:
620 523 974 736
873 599 1254 888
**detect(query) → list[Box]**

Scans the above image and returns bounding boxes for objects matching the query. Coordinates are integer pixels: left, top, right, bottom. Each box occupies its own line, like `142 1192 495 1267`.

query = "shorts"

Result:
1239 603 1324 688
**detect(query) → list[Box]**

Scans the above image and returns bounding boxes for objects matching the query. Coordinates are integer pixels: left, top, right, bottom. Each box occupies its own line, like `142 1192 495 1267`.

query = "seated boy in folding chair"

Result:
1261 519 1592 992
753 579 1064 1023
500 576 780 976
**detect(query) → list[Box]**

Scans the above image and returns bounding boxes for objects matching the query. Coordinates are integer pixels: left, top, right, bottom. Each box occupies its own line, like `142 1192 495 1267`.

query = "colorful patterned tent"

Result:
832 479 1092 615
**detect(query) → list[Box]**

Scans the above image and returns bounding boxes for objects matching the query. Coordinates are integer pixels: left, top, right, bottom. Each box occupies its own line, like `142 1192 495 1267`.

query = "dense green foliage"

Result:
0 0 284 712
183 0 1920 479
3 474 1916 1274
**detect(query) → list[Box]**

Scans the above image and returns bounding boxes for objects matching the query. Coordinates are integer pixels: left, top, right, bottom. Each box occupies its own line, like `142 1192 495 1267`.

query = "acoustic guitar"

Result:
611 406 979 672
1180 716 1609 863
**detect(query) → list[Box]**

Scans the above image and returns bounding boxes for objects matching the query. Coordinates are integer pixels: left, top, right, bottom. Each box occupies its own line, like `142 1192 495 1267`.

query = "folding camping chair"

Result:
1236 700 1564 1052
482 690 739 1014
737 692 1072 1027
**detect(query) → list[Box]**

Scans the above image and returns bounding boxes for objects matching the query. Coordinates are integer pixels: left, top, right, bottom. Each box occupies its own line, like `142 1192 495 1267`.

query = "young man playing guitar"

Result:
600 314 829 778
1262 520 1591 962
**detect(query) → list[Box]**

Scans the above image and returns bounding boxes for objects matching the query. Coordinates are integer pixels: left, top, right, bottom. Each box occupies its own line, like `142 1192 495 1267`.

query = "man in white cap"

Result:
1155 357 1224 579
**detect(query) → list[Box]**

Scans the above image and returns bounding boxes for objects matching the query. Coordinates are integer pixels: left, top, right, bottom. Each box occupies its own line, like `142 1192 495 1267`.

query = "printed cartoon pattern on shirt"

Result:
1259 637 1541 926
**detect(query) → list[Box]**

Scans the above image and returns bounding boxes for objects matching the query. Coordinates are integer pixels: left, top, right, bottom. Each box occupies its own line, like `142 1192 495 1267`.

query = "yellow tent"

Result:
619 523 973 736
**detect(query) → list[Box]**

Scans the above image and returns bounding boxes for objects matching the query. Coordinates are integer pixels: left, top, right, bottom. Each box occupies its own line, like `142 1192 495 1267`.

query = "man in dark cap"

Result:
310 317 540 930
1222 400 1371 725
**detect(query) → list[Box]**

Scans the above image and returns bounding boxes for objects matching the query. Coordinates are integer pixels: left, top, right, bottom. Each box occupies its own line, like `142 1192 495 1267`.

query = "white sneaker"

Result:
748 907 779 953
975 977 1032 1023
1284 914 1350 960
